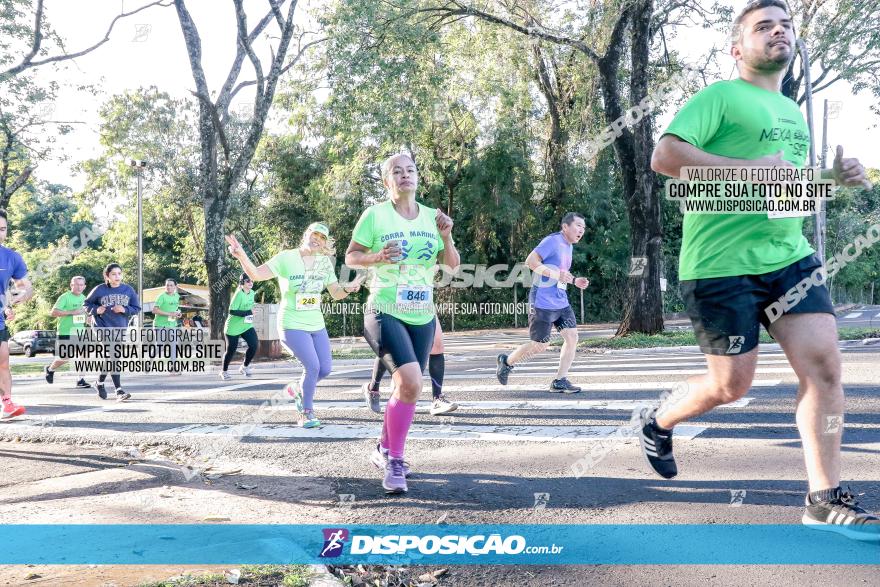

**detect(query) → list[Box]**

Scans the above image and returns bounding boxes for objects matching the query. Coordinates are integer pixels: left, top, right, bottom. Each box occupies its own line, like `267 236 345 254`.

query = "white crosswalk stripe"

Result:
156 422 708 442
337 380 782 393
6 341 786 447
466 359 792 372
445 367 793 380
493 353 790 366
267 398 752 412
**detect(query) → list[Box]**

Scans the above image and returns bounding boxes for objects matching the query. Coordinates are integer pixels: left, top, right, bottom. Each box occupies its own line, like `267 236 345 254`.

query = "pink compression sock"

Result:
384 396 416 459
380 419 389 450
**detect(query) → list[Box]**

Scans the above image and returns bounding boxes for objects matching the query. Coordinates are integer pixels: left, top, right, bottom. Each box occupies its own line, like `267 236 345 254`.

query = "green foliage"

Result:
5 0 880 336
7 184 90 250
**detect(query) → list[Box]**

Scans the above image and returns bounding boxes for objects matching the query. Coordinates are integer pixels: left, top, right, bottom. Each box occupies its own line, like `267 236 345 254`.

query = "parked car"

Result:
8 330 57 357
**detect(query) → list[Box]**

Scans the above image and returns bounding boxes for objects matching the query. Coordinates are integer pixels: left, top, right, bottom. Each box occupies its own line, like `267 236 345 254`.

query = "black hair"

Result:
103 263 122 285
561 212 585 226
239 273 252 285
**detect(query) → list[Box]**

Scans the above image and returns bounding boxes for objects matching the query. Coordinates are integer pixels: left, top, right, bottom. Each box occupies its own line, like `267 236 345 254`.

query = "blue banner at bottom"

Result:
0 525 877 565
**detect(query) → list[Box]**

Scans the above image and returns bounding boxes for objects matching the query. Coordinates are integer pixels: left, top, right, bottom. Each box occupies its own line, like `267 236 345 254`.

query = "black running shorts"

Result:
680 254 834 355
528 305 578 343
363 311 435 374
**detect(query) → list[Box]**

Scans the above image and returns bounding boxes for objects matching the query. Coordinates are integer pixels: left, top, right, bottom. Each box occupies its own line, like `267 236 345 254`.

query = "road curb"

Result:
308 564 345 586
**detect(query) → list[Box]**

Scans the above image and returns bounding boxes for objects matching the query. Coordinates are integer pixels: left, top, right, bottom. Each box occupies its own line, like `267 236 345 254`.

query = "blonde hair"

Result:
300 228 336 256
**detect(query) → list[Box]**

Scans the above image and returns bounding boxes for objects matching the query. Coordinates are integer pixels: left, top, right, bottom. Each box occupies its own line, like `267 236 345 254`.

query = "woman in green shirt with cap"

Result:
226 222 362 428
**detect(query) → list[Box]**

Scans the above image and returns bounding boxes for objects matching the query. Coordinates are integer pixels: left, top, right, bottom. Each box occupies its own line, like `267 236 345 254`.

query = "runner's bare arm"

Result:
822 145 872 189
436 210 460 269
327 275 363 300
652 135 793 178
345 241 397 267
225 234 273 281
526 252 572 283
9 277 33 305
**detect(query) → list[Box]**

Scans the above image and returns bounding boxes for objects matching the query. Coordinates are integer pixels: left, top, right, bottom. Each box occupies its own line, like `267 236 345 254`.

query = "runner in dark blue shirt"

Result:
0 209 34 420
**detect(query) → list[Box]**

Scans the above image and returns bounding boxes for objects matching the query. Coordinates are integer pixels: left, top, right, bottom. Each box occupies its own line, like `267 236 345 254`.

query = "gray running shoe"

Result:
549 378 581 394
496 354 513 385
362 383 381 413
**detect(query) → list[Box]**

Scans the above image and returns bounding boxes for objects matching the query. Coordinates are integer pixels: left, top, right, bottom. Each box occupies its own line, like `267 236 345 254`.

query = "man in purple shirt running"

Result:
496 212 590 392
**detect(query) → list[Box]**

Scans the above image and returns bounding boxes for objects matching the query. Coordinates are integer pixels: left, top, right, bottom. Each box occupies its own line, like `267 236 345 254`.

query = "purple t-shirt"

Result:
529 232 573 310
0 245 28 331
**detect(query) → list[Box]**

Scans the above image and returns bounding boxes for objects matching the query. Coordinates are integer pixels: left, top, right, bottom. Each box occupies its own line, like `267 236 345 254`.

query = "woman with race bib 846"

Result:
346 153 459 494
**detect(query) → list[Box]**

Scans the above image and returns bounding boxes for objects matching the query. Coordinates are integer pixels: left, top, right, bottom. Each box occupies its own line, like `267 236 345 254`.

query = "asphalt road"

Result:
1 324 879 586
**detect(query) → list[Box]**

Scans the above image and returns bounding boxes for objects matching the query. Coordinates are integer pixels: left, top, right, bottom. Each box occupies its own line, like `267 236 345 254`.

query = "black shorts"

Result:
0 328 8 344
528 305 577 343
363 311 435 374
681 254 834 355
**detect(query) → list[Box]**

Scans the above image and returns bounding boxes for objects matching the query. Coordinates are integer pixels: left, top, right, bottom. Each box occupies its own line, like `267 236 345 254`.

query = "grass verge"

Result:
10 363 51 376
138 564 313 587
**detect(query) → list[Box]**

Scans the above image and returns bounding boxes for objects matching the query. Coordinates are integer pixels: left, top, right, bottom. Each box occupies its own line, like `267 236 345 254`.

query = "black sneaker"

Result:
803 487 880 541
116 389 131 402
496 354 514 385
550 378 581 394
75 378 91 389
44 366 55 384
638 407 677 479
96 381 107 400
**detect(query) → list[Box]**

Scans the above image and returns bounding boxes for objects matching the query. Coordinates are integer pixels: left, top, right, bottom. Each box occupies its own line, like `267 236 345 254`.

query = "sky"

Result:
20 0 880 193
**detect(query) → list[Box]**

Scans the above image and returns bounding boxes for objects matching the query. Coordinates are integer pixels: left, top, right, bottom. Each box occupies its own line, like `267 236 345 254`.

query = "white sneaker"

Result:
219 371 231 381
238 365 252 377
430 395 458 415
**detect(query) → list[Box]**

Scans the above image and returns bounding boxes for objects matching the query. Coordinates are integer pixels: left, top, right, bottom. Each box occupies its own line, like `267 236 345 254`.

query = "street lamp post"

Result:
128 159 148 327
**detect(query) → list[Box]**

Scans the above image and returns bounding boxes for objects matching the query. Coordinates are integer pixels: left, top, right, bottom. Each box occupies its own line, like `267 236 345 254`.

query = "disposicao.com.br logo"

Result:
319 528 349 558
320 529 563 557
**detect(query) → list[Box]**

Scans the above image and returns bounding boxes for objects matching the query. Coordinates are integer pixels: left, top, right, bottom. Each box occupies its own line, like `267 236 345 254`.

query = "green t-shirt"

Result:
664 78 814 280
351 200 444 325
53 291 87 336
153 292 180 328
266 249 338 332
224 288 256 336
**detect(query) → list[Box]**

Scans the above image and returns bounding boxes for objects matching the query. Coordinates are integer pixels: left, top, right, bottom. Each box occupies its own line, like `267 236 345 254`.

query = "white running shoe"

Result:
430 395 458 416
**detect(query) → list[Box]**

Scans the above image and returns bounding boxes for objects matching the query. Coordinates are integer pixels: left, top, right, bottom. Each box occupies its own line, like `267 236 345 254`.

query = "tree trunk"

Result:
598 0 663 336
193 88 228 341
545 122 569 217
447 182 454 215
533 45 570 218
204 195 231 341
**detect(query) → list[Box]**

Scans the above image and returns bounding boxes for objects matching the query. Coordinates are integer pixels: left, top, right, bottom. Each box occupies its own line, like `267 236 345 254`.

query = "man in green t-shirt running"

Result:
642 0 877 540
44 276 90 389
